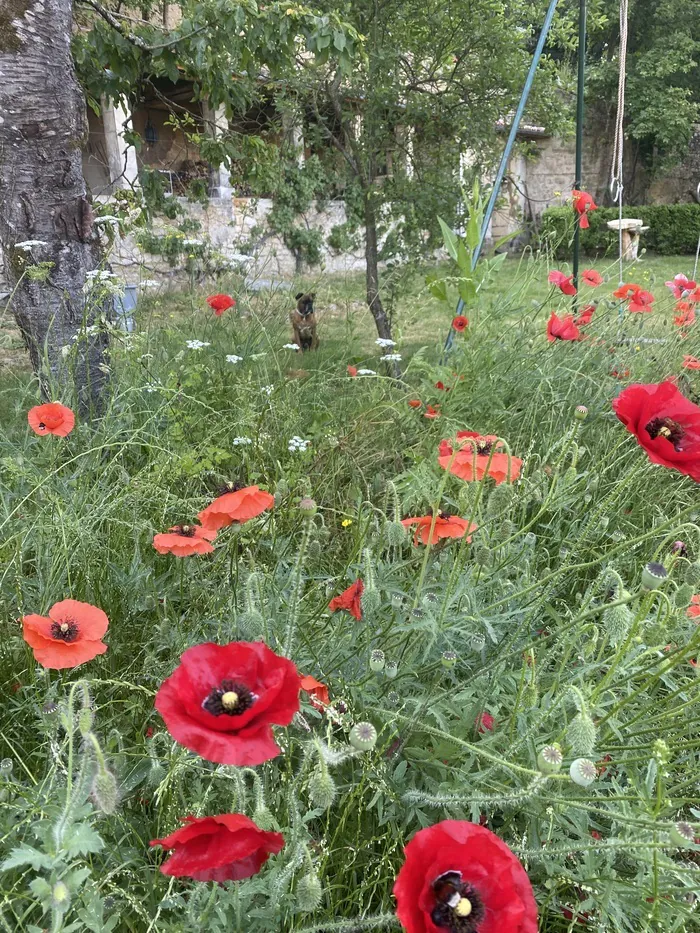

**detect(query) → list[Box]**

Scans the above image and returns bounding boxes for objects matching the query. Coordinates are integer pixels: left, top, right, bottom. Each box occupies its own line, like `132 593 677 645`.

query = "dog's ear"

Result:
309 293 316 301
295 292 304 300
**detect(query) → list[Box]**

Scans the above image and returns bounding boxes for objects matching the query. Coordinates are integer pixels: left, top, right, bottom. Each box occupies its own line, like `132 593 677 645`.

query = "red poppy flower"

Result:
401 513 477 546
613 283 642 301
475 711 496 733
612 381 700 482
424 405 441 419
438 432 523 485
572 189 597 229
22 599 108 670
548 270 576 296
198 485 274 532
153 524 217 556
452 315 469 332
155 641 301 766
582 269 603 287
675 303 695 327
347 365 358 377
688 287 700 304
27 403 75 437
629 289 654 313
393 820 538 933
547 312 580 342
408 399 422 409
206 293 236 316
682 355 700 370
150 814 284 882
665 274 696 300
574 304 596 326
435 381 450 392
300 675 329 710
329 579 364 620
687 595 700 622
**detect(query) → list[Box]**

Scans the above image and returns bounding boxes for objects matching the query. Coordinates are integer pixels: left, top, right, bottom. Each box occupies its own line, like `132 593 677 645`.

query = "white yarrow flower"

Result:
233 436 253 446
186 340 210 350
375 338 396 348
282 343 301 351
356 368 377 376
380 353 402 362
15 239 48 251
226 354 243 363
260 385 274 396
288 436 311 453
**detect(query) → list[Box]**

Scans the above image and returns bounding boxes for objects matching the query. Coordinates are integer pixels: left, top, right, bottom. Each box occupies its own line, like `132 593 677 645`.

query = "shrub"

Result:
540 203 700 257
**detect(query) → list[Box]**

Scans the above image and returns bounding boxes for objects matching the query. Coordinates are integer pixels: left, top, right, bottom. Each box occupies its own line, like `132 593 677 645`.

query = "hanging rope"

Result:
693 181 700 282
610 0 629 289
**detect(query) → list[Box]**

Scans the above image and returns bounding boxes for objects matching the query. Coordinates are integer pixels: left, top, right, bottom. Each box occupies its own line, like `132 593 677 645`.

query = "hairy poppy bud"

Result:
275 478 289 498
253 806 275 830
237 609 265 637
523 532 536 548
473 544 491 567
675 584 694 610
298 497 317 517
574 405 589 421
92 763 119 815
567 712 597 757
486 483 516 518
51 882 70 911
685 562 700 587
349 722 377 751
642 562 668 590
308 767 336 810
78 707 94 737
384 660 398 679
537 744 563 774
499 519 516 541
386 520 408 546
603 604 633 645
296 872 323 912
569 757 597 787
361 587 381 615
369 649 385 672
669 821 696 848
308 540 322 561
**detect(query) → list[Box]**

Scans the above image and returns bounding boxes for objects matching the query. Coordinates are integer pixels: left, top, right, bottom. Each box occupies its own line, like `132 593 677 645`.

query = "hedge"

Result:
539 203 700 257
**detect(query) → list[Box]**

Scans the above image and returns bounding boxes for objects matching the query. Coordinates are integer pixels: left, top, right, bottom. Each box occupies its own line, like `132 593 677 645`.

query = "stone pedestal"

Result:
606 218 649 261
201 101 232 200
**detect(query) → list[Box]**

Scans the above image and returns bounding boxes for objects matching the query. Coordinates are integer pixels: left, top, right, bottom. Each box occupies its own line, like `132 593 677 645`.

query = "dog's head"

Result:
295 292 316 317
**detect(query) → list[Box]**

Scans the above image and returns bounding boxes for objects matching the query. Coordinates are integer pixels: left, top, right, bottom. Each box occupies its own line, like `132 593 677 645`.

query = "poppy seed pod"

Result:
642 562 668 590
441 650 457 668
537 743 563 774
369 649 386 672
569 757 597 787
669 821 696 848
384 660 398 679
349 721 377 751
567 712 597 757
298 497 317 517
574 405 589 421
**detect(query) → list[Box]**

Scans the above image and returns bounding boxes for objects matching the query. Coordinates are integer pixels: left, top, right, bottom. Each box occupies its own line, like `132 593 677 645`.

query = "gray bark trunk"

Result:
0 0 111 414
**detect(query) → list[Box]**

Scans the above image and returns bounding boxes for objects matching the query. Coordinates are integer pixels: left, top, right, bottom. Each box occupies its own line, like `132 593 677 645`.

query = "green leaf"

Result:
333 30 346 51
64 823 105 859
492 229 520 251
28 878 52 900
457 277 477 303
1 846 54 872
437 216 459 261
456 239 471 275
426 273 448 302
465 210 481 252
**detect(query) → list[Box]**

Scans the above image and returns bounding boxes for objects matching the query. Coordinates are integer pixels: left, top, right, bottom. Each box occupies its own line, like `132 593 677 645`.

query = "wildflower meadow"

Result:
1 230 700 932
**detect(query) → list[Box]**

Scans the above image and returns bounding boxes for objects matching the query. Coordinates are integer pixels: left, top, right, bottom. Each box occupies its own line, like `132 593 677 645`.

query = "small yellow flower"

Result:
341 519 353 528
635 345 641 352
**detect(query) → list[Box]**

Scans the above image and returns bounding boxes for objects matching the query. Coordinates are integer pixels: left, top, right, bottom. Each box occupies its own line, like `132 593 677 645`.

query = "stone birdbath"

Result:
606 218 649 261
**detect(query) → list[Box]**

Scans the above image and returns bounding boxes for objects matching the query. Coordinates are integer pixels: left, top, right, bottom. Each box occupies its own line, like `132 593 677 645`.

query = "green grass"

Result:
1 251 700 932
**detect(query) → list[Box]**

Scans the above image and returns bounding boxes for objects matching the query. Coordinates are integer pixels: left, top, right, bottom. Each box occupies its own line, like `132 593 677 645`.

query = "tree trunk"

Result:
0 0 111 414
363 192 393 341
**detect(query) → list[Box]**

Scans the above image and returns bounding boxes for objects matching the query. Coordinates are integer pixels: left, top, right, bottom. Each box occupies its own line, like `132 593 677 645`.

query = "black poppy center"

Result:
645 417 685 451
431 871 485 933
217 481 245 497
438 511 453 521
476 440 493 455
202 680 255 717
174 525 196 537
38 422 47 431
51 619 79 642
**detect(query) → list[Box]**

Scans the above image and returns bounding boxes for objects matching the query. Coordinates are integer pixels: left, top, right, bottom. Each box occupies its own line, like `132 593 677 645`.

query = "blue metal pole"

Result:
444 0 561 353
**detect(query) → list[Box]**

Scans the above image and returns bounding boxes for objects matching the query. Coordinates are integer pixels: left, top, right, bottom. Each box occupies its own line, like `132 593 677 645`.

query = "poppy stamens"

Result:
645 417 685 450
202 680 256 717
216 481 246 497
173 525 196 537
50 619 79 642
431 871 485 932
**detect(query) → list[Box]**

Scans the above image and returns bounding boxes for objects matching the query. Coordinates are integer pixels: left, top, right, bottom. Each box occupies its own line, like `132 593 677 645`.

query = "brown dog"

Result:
290 292 319 351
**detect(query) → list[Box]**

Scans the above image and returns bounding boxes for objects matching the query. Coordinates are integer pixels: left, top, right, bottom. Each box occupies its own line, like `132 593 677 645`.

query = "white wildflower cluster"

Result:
380 353 402 362
356 368 377 376
94 215 121 226
375 338 396 349
260 385 274 397
84 269 123 297
14 240 48 251
283 343 300 351
139 280 161 289
186 340 210 350
288 436 311 453
233 437 253 446
183 238 204 247
143 383 162 394
226 354 243 364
